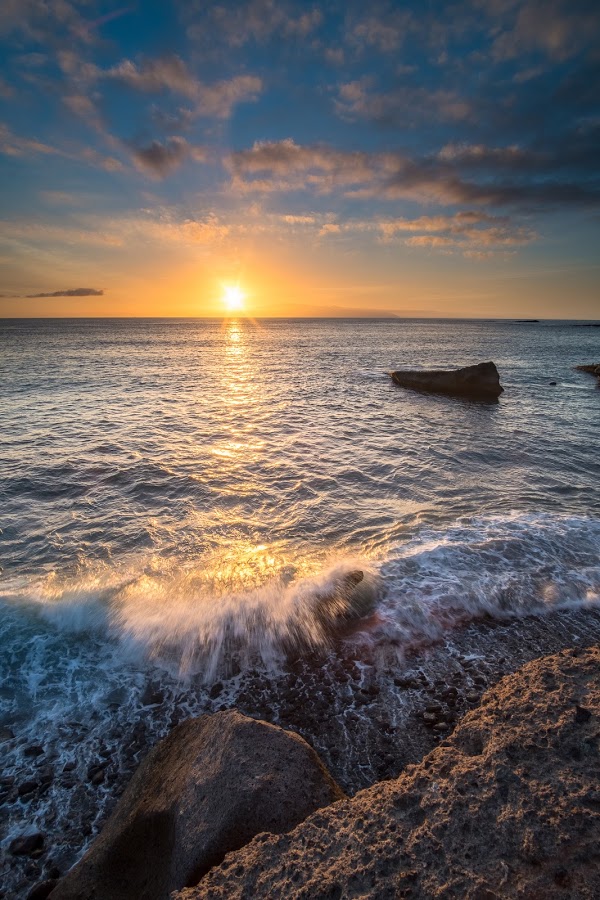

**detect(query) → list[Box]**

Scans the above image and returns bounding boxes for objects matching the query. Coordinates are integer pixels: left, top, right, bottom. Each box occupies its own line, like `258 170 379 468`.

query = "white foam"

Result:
2 513 598 680
370 512 600 656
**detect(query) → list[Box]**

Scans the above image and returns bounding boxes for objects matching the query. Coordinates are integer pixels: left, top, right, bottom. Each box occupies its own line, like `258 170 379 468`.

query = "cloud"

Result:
335 79 472 125
185 1 323 47
0 0 88 42
312 210 536 256
131 136 207 178
228 136 600 212
39 190 82 206
106 56 262 118
0 123 125 172
227 138 399 194
0 123 61 158
25 287 104 298
0 212 231 253
489 0 600 62
347 10 414 54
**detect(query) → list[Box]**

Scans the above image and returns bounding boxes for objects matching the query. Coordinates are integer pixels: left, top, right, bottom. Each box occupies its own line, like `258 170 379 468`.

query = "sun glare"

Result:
222 284 245 313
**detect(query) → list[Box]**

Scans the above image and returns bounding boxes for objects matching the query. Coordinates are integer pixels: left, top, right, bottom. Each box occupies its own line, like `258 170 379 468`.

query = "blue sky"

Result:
0 0 599 317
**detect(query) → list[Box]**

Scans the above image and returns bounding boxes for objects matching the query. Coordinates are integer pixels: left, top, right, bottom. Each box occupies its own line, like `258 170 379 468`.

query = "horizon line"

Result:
1 315 600 323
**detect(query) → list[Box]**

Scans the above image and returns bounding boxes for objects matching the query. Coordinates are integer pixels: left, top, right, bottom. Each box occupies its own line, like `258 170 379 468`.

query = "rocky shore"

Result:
33 642 600 899
4 606 600 898
179 645 600 900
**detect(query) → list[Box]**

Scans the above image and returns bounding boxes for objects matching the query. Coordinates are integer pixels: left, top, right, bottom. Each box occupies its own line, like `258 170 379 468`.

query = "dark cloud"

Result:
131 136 206 178
25 287 104 298
228 136 600 213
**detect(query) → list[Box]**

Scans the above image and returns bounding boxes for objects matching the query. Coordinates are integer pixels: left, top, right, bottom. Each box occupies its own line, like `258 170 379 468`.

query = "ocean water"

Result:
1 317 600 885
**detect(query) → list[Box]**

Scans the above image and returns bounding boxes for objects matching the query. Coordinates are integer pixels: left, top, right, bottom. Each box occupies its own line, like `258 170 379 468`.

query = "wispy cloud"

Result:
25 287 104 298
106 56 262 118
0 122 124 172
185 1 323 47
489 0 600 62
335 79 472 125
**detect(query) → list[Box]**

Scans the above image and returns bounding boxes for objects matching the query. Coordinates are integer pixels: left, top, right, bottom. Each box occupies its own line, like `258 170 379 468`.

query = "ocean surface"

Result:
1 317 600 887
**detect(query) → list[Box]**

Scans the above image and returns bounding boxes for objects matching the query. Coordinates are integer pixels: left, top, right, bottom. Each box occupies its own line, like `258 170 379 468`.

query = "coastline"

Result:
5 604 600 897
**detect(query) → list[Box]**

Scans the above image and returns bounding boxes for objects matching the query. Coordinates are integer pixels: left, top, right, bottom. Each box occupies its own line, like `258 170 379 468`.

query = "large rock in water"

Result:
50 711 344 900
391 360 503 398
178 647 600 900
576 363 600 377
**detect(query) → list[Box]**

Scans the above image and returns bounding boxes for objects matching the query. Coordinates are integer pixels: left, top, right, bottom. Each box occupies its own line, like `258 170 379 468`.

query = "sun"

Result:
222 284 245 313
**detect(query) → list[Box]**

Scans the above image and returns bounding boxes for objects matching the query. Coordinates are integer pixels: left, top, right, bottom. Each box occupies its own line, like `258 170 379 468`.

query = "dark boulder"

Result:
390 361 503 399
575 363 600 377
314 570 378 638
49 711 344 900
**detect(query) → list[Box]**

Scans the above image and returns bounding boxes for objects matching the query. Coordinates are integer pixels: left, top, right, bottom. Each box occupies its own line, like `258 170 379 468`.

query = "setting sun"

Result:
222 285 245 313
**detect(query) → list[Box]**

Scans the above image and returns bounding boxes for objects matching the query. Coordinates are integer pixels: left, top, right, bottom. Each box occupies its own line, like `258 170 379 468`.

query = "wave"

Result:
374 512 600 655
2 513 599 680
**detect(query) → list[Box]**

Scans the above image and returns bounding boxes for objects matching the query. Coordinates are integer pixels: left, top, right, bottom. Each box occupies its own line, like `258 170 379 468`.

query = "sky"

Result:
0 0 599 318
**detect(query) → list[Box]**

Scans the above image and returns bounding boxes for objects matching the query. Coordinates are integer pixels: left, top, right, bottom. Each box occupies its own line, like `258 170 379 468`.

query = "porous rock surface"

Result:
49 710 344 900
178 647 600 900
391 361 503 399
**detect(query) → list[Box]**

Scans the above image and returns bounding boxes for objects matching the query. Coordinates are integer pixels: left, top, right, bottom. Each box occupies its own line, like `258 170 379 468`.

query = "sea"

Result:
1 317 600 890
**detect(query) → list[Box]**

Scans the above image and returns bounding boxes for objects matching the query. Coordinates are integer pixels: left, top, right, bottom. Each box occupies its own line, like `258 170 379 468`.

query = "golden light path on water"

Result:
38 316 377 679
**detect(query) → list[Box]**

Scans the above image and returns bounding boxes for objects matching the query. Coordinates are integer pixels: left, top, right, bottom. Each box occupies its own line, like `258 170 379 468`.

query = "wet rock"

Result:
51 710 344 900
209 681 224 700
0 725 15 741
140 682 164 706
24 744 45 757
575 705 592 724
86 762 108 784
390 361 503 400
314 570 379 638
27 880 58 900
9 833 45 856
18 780 39 797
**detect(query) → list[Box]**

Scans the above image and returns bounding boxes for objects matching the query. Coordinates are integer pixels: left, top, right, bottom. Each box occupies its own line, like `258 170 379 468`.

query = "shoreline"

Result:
4 604 600 897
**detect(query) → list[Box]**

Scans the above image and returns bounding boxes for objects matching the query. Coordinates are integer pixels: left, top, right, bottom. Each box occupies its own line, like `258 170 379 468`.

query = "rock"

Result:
50 710 344 900
0 725 15 742
390 361 503 399
575 363 600 377
10 833 45 856
313 570 379 638
27 880 58 900
18 780 39 797
24 744 44 757
549 381 557 386
140 682 164 706
176 647 600 900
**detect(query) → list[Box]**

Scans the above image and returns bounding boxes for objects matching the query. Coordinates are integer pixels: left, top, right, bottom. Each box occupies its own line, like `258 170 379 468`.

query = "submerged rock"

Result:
50 710 344 900
179 647 600 900
390 361 503 399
